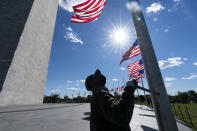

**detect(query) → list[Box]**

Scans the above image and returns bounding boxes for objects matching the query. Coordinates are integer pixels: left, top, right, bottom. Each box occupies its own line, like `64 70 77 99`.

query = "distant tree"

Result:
139 95 145 102
64 95 72 103
175 92 189 103
43 96 52 103
188 90 197 102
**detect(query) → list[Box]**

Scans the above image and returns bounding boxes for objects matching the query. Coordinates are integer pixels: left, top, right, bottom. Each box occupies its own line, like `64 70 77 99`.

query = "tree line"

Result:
43 94 91 103
169 90 197 103
43 90 197 103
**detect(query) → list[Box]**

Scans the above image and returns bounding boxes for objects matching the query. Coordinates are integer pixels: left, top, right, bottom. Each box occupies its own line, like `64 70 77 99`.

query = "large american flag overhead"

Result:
130 70 145 79
128 59 145 79
120 40 141 64
128 59 144 74
71 0 107 23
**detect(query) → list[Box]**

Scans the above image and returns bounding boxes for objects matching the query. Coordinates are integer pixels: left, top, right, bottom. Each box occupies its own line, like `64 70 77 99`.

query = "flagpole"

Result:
122 77 125 86
118 80 120 95
136 88 141 105
113 81 114 94
141 78 147 106
129 0 178 130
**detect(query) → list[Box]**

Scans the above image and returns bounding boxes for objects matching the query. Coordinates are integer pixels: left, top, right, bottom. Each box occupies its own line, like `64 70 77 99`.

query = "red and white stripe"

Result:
71 0 107 23
129 68 144 75
131 74 145 79
127 45 140 59
128 60 144 74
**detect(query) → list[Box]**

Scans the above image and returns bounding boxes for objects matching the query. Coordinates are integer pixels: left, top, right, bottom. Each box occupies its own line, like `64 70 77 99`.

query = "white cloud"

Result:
80 80 85 83
168 0 181 13
173 0 181 5
165 77 176 81
153 17 158 22
66 80 73 83
120 67 126 71
65 32 83 44
112 78 118 82
165 83 174 88
159 57 184 69
67 27 72 31
67 88 81 91
65 27 83 44
126 1 141 12
164 29 169 33
146 2 165 14
51 89 61 94
59 0 87 12
183 58 188 61
182 73 197 80
193 62 197 66
167 9 172 12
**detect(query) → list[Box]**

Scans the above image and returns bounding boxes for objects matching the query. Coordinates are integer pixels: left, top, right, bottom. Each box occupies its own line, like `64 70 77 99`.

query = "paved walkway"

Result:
130 105 191 131
0 103 191 131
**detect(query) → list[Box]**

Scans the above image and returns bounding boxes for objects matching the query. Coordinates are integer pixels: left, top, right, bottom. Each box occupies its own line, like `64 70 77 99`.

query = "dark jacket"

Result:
90 87 135 131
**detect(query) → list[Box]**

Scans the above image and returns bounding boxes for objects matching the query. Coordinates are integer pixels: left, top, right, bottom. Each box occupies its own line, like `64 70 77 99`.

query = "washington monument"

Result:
0 0 59 106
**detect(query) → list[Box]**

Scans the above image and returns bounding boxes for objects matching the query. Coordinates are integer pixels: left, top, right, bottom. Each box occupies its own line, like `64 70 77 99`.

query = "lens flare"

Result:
111 28 129 44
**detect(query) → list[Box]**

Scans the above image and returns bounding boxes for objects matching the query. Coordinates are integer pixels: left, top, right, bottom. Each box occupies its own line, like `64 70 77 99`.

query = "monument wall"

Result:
0 0 58 106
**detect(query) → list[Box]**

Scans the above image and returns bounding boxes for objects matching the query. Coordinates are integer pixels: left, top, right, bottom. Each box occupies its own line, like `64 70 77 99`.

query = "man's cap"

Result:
85 69 106 91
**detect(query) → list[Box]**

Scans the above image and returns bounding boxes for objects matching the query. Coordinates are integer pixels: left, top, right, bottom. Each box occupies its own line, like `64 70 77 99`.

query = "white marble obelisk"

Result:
0 0 58 106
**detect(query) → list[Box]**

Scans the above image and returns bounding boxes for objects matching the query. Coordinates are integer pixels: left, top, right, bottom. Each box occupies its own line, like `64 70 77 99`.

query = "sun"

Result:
111 28 129 44
100 20 136 53
106 24 135 52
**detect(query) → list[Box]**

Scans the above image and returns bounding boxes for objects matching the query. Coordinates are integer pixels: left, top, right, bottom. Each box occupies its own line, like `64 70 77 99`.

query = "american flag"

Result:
128 59 144 74
71 0 107 23
109 89 113 93
120 40 141 64
129 70 145 79
119 86 124 92
128 59 145 79
136 78 141 83
115 88 119 92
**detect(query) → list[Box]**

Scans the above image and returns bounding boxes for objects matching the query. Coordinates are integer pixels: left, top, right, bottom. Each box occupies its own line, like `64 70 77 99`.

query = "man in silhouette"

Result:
85 69 137 131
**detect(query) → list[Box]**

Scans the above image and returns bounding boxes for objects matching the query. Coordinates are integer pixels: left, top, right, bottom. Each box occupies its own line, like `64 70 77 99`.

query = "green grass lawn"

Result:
171 103 197 131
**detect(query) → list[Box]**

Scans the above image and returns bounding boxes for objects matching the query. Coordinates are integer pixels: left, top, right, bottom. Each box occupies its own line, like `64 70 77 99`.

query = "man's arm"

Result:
96 80 137 127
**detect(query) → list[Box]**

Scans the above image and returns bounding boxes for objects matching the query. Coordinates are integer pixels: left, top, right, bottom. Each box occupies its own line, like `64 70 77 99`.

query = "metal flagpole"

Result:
128 0 178 131
136 88 141 105
141 78 147 105
113 81 114 94
122 77 125 86
118 80 120 94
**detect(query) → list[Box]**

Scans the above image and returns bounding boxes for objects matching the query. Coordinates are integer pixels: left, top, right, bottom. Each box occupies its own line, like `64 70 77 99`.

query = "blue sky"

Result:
44 0 197 98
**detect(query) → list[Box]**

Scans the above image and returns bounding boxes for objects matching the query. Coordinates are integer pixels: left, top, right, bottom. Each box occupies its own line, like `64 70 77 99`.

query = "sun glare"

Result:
111 29 129 44
101 20 136 53
107 25 135 52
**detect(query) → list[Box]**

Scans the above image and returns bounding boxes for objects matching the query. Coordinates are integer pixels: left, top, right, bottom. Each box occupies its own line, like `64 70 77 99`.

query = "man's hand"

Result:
124 79 138 92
